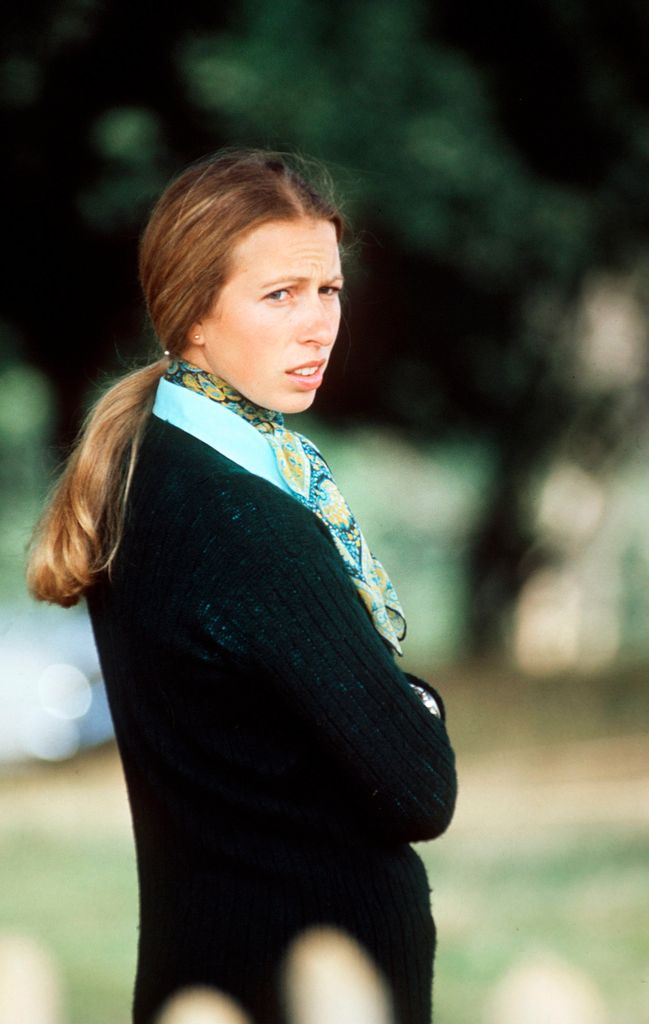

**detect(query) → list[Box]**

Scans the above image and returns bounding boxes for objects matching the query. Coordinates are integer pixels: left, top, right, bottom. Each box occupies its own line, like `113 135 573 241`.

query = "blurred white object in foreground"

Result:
283 926 393 1024
484 951 609 1024
156 986 251 1024
0 932 63 1024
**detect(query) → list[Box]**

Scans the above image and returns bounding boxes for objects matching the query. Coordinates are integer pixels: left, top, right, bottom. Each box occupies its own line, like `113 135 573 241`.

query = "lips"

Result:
285 359 326 374
285 358 327 390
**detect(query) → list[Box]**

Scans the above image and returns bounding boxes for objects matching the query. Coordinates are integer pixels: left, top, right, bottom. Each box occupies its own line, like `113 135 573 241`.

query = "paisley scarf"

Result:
164 359 406 655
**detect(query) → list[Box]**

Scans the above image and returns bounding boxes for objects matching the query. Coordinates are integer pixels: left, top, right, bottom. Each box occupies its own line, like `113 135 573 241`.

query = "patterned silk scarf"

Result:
164 359 406 655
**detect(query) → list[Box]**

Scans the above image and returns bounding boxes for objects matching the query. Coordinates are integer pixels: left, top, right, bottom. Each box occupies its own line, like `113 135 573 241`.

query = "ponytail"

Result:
27 359 165 606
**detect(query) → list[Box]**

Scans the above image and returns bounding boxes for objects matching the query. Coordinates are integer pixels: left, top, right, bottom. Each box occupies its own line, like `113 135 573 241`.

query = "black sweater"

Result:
87 416 457 1024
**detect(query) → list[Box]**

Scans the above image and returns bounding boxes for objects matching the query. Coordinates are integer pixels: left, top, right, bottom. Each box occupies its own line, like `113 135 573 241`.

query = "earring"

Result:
194 334 200 340
163 350 170 356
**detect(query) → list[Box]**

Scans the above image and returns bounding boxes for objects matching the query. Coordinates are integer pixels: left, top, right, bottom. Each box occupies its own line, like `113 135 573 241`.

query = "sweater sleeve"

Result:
196 481 457 845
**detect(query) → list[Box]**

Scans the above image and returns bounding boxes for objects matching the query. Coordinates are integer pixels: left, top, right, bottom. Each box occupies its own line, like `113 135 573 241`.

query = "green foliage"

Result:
177 0 594 283
78 107 170 231
0 358 55 602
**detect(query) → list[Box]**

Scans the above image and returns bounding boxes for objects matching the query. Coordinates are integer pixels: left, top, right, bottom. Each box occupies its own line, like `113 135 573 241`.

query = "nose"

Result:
299 294 339 348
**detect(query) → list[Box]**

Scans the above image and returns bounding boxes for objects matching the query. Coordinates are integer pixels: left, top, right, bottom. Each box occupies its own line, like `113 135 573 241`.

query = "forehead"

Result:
230 219 341 279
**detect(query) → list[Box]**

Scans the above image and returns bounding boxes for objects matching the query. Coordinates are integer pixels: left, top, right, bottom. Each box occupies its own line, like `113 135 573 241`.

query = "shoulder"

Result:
116 416 355 629
131 414 334 559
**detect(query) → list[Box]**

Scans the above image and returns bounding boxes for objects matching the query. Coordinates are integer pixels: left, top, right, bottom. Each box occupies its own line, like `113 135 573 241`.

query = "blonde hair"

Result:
27 149 344 606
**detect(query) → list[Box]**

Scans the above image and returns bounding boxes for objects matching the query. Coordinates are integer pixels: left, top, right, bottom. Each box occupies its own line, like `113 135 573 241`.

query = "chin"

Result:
277 390 318 415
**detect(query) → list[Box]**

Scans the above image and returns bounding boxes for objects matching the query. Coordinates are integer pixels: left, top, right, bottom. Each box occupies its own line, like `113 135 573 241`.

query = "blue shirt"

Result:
152 378 292 496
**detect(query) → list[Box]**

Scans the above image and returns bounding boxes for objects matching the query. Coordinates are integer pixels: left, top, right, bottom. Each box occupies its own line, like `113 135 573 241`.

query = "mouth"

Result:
285 359 327 390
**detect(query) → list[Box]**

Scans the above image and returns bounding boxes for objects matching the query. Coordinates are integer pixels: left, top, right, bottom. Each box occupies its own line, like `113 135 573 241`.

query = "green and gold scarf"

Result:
165 359 406 655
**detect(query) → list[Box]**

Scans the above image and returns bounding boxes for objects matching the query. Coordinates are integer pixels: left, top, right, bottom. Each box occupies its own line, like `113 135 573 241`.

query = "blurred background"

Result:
1 1 648 1022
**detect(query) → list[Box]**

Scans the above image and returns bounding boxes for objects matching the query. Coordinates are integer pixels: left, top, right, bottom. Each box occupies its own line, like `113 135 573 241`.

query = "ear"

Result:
186 322 204 346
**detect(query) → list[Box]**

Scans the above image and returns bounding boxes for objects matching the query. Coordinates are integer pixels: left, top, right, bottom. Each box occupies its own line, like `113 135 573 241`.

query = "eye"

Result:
265 288 290 301
320 285 342 297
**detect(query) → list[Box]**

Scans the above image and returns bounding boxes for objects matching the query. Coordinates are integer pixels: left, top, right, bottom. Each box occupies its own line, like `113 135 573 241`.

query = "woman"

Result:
28 150 457 1024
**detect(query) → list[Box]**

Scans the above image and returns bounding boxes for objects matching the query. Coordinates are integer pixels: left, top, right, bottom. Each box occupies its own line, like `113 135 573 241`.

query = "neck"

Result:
164 359 283 427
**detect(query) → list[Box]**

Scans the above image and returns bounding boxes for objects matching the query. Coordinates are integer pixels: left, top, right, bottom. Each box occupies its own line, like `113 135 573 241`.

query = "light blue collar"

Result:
152 378 291 495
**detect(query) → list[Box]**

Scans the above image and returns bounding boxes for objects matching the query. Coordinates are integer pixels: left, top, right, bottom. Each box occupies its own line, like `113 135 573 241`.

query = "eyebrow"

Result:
260 274 345 289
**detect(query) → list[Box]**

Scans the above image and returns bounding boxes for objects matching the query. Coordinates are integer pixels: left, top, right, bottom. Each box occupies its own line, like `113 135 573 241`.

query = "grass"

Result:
0 828 137 1024
1 662 648 1023
422 829 649 1023
2 823 648 1023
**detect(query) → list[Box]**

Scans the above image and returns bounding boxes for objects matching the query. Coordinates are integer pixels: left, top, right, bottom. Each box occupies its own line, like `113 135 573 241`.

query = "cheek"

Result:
214 303 291 379
241 321 286 376
221 307 270 355
244 303 285 337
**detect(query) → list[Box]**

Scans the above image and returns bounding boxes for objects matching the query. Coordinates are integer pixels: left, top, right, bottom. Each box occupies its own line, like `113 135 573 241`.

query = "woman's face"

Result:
183 218 343 413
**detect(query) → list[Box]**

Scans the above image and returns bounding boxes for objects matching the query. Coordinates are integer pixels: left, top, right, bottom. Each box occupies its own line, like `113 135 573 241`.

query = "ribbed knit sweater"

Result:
87 415 457 1024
